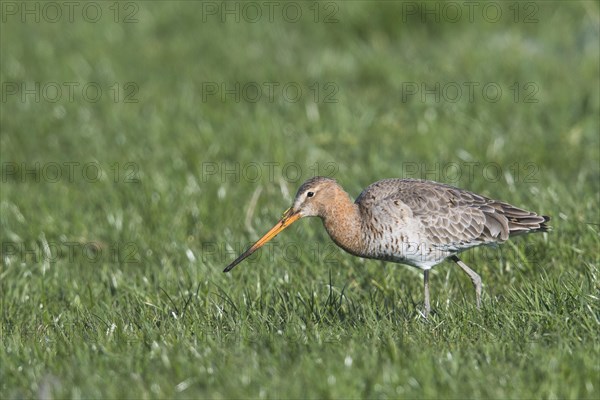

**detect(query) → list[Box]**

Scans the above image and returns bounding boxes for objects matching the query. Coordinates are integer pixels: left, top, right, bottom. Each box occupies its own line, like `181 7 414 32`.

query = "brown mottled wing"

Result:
356 179 548 252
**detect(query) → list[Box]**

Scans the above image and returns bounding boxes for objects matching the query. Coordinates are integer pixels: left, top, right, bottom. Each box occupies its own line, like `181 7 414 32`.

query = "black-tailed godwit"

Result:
224 176 550 317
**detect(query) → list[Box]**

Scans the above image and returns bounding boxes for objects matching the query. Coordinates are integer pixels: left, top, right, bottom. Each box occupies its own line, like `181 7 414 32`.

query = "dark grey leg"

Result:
423 269 431 317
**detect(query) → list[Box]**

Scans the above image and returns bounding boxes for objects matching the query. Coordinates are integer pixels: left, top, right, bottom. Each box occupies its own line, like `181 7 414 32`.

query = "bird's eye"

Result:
306 191 315 198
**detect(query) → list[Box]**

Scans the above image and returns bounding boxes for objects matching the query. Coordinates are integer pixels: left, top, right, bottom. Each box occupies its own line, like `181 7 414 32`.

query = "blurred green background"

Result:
1 1 599 398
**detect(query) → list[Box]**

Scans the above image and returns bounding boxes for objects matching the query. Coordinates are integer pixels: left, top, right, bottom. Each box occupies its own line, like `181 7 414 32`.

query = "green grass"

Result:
1 1 599 398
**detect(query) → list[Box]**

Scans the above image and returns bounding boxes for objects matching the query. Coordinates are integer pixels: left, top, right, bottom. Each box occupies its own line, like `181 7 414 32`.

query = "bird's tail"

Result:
480 201 550 242
497 202 550 236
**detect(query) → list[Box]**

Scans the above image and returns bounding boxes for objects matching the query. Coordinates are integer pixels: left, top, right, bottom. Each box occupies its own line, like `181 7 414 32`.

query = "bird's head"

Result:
223 176 339 272
289 176 339 217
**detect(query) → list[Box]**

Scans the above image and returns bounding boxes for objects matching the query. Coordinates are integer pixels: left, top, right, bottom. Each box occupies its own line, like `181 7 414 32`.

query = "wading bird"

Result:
224 177 549 317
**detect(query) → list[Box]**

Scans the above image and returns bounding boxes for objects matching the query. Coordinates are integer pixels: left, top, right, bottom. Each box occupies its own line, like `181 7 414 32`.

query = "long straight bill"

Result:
223 209 301 272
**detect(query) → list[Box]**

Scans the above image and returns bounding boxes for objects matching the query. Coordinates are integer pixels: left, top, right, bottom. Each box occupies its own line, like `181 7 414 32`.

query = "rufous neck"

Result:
320 189 364 256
